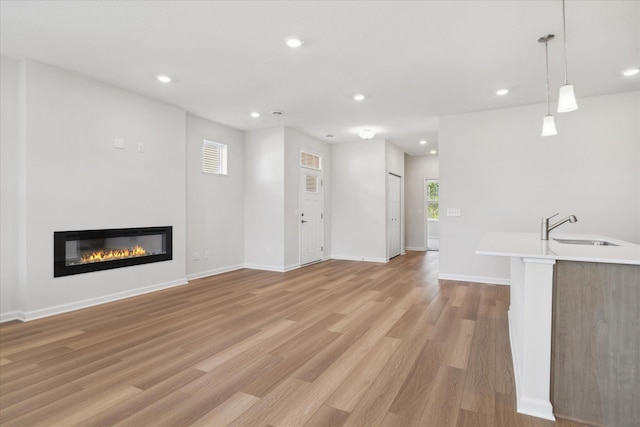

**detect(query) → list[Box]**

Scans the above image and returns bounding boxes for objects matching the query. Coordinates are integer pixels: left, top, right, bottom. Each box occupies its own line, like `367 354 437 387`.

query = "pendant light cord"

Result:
544 38 551 115
539 34 555 114
562 0 569 84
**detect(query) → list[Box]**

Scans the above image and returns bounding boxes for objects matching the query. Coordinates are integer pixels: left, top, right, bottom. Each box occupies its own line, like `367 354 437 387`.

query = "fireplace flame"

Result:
81 245 146 263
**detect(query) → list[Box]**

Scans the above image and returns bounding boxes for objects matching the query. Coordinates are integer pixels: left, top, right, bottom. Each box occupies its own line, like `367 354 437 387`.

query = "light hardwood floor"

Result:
0 251 587 426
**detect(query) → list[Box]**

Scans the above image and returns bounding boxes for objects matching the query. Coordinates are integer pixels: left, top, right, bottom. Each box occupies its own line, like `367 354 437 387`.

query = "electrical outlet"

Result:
446 208 462 217
193 251 200 261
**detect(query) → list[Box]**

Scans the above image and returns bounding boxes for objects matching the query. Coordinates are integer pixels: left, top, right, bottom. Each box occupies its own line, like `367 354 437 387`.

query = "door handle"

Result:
301 220 308 224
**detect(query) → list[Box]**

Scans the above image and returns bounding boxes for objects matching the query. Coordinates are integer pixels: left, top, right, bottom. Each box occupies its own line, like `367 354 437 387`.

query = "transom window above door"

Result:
300 151 321 170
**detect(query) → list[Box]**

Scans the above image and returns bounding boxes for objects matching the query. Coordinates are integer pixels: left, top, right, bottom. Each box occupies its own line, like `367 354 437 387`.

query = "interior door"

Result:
300 169 323 265
388 173 401 259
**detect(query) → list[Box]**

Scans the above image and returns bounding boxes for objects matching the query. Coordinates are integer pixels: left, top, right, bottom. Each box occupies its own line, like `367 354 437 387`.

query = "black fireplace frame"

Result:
54 226 172 277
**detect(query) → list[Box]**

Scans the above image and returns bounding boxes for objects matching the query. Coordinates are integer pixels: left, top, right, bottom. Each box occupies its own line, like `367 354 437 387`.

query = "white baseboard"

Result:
187 264 244 280
437 273 510 285
0 311 21 323
283 263 300 272
12 278 188 322
243 263 287 273
405 246 427 251
330 255 388 263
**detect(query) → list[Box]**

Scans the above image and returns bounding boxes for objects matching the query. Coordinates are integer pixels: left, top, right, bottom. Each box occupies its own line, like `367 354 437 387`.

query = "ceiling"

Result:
1 1 638 156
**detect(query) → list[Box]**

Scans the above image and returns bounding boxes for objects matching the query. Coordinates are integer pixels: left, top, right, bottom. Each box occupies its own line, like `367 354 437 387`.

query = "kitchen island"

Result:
476 232 640 425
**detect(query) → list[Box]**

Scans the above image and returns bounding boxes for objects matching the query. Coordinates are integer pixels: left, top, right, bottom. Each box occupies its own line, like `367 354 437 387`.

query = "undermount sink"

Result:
553 238 619 247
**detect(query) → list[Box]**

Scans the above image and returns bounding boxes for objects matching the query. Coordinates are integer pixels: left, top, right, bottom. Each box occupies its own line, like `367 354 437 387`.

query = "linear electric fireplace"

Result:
54 226 172 277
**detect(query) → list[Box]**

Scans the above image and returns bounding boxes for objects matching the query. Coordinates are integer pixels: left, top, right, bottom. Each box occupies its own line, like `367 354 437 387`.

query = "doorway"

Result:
388 173 402 259
425 179 439 251
299 164 324 265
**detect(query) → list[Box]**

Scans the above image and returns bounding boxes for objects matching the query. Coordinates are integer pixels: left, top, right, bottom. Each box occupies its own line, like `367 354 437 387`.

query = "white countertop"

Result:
476 232 640 265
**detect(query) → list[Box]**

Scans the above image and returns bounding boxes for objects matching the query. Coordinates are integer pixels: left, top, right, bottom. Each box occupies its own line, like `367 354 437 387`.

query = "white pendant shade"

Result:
557 84 578 112
542 115 557 136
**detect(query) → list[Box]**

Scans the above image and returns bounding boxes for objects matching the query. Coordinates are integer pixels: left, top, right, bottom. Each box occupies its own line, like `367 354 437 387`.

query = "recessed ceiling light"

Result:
353 94 365 101
496 89 509 96
622 68 639 77
419 140 427 145
430 150 437 155
157 75 172 83
250 112 260 118
284 37 303 48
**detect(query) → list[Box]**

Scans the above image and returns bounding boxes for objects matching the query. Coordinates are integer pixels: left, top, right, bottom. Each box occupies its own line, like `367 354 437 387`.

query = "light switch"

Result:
446 208 461 217
137 143 145 153
114 138 125 149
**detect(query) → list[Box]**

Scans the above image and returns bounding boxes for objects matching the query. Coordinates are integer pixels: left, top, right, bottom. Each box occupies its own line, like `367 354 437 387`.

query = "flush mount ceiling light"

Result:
419 140 427 145
250 112 260 118
557 0 578 113
157 75 172 83
284 37 303 48
496 89 509 96
353 94 365 101
539 34 558 137
622 68 640 77
358 129 376 140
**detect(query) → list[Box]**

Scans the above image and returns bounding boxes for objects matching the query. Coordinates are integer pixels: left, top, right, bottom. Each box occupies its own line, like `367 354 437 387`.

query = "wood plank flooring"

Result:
0 251 587 426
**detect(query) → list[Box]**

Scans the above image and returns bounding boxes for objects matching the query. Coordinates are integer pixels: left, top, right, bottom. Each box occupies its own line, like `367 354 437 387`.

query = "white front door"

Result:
300 169 323 265
388 173 402 259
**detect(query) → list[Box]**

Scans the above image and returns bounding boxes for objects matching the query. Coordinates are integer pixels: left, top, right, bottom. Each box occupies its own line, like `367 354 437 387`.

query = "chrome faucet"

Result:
541 213 577 240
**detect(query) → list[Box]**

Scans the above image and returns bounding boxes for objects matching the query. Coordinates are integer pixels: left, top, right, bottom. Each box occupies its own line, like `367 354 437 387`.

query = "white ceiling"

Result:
1 0 638 156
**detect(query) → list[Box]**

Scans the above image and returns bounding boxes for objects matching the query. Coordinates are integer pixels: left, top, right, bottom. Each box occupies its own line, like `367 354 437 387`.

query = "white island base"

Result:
508 256 556 420
476 232 640 422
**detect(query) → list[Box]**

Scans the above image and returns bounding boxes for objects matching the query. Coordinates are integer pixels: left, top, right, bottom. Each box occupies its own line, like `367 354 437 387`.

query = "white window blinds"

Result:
300 152 321 170
305 174 318 193
203 140 228 175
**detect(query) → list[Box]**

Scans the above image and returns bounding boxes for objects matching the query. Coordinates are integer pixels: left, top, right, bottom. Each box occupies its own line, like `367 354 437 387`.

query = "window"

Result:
305 174 318 193
300 151 321 170
202 140 227 175
426 180 439 220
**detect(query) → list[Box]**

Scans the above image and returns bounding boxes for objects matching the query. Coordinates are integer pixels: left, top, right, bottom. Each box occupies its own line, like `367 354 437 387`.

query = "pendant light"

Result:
557 0 578 112
539 34 557 136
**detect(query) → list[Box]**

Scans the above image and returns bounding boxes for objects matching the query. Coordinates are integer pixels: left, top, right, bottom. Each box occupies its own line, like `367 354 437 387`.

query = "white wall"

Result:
186 114 244 279
283 128 332 268
244 127 285 270
7 60 188 320
404 154 439 250
439 91 640 283
0 56 21 320
331 139 387 262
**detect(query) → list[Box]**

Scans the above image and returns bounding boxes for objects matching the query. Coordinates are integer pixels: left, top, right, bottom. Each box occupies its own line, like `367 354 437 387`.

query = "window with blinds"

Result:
300 151 321 170
305 174 318 193
203 140 228 175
